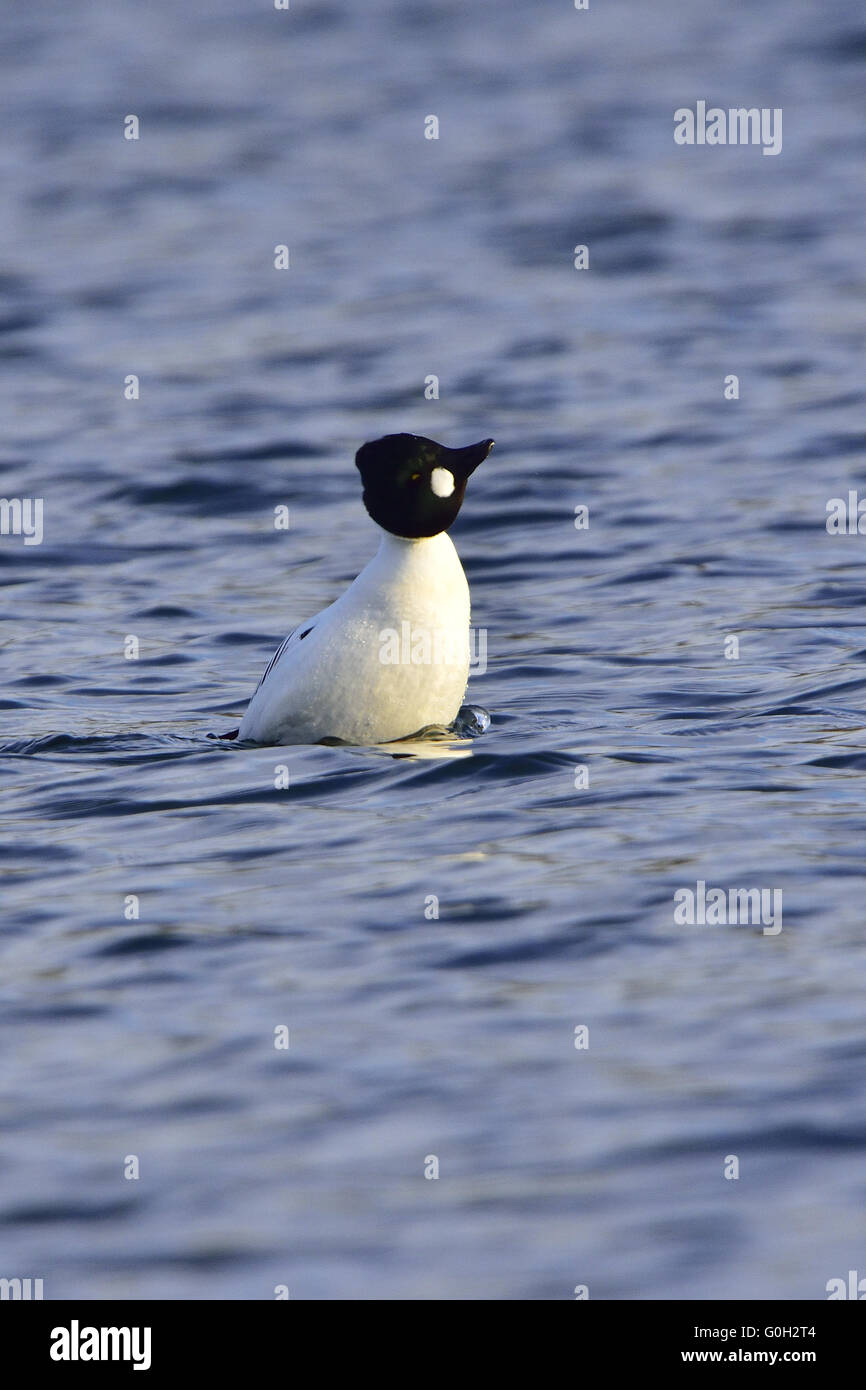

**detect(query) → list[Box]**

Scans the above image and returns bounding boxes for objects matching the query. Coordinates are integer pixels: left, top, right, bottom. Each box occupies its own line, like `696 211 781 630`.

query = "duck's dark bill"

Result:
448 438 495 478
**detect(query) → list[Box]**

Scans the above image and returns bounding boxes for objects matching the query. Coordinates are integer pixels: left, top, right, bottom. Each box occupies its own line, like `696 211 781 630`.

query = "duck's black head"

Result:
355 433 494 539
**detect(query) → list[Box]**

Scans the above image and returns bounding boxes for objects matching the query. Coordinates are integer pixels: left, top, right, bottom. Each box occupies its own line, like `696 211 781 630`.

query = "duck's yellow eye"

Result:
410 472 421 482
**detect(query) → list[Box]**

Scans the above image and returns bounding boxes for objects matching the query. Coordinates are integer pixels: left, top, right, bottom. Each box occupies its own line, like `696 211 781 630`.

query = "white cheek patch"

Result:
430 467 455 499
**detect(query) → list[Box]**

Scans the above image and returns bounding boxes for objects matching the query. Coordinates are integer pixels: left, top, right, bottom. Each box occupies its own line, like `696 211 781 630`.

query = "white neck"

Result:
364 528 465 597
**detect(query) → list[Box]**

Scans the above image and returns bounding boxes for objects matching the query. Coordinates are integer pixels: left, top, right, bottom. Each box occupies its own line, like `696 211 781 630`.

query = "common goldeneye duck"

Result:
228 432 494 746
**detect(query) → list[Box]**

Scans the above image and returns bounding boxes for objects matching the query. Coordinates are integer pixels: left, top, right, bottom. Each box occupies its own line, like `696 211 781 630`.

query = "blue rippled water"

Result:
1 0 865 1299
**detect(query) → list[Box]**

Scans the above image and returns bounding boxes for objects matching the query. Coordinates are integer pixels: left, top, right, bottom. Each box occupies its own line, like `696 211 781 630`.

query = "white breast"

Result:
238 531 472 745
